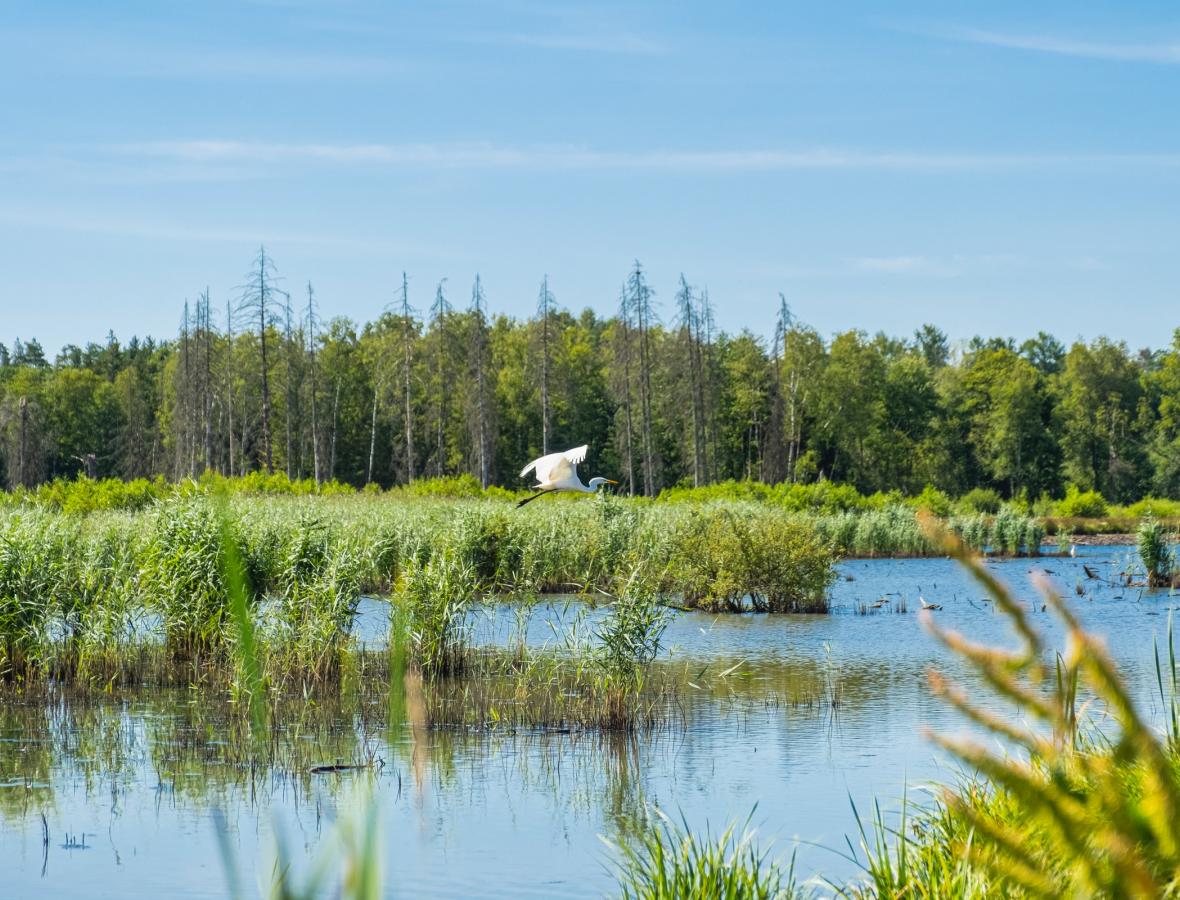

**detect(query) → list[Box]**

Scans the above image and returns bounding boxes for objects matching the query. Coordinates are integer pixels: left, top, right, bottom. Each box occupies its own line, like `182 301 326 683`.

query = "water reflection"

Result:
2 546 1178 897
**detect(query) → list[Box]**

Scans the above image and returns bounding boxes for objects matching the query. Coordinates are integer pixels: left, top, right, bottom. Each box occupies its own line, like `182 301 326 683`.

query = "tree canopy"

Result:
3 251 1179 502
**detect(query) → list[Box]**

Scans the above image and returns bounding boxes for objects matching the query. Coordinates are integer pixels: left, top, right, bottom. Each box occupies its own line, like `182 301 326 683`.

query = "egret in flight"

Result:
517 444 617 508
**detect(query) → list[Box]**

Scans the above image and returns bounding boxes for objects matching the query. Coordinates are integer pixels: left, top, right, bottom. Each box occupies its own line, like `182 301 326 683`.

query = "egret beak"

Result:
606 479 618 485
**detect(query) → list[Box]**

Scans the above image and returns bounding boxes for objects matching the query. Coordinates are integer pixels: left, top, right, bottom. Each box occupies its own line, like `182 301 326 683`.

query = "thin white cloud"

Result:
0 208 406 253
850 253 1029 277
462 31 666 54
927 26 1180 64
103 140 1180 173
852 256 959 276
0 28 408 80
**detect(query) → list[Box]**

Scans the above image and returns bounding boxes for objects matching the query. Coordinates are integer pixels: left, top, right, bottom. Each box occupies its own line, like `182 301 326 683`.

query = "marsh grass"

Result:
606 806 802 900
392 550 478 676
0 493 843 686
1138 516 1177 588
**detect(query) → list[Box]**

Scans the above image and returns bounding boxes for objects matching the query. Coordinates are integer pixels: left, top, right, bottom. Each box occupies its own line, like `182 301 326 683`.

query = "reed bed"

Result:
0 493 1041 690
0 494 831 684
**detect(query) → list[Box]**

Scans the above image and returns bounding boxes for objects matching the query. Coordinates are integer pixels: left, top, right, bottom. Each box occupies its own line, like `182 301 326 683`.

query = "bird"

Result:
516 444 617 508
919 596 942 611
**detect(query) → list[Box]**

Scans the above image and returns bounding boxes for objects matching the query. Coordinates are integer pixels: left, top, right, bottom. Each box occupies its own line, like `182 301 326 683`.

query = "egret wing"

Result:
523 451 568 485
521 445 589 486
543 456 576 485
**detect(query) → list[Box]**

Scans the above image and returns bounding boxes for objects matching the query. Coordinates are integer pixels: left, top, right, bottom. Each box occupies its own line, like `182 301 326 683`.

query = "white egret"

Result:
517 444 617 508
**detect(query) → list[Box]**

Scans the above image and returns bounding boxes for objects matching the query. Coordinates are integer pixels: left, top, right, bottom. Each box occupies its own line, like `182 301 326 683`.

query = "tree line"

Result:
2 247 1180 502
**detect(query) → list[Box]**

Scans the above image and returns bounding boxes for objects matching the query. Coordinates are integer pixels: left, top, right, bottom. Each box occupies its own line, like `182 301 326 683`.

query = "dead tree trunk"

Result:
470 275 493 488
538 276 554 456
401 272 415 484
616 286 637 496
306 283 321 485
628 261 657 496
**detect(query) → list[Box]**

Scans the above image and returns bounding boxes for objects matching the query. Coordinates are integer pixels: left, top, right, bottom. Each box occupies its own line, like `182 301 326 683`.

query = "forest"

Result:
2 247 1180 503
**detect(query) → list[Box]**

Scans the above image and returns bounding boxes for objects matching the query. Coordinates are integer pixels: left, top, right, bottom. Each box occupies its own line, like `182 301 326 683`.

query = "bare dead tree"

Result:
537 275 555 455
614 284 637 496
429 279 452 477
761 295 793 483
283 290 295 478
225 298 236 476
627 261 658 495
468 274 494 488
400 272 416 483
699 289 720 484
305 282 321 485
199 289 213 473
179 299 193 477
675 274 706 487
329 378 340 480
235 246 284 474
2 394 45 488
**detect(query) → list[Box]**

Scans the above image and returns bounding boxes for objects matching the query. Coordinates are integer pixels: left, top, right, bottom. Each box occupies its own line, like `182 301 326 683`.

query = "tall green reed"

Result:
606 806 802 900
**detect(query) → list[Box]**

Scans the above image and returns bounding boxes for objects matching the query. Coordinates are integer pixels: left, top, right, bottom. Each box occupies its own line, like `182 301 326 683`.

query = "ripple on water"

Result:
2 546 1175 897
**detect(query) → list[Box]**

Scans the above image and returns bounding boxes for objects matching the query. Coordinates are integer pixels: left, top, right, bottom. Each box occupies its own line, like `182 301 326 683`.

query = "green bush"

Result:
1054 485 1109 519
912 485 953 517
958 487 1002 515
1124 497 1180 519
667 508 836 612
1137 517 1175 587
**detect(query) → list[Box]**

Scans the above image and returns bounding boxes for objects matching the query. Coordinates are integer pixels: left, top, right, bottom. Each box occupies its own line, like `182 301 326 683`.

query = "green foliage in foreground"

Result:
837 535 1180 898
607 529 1180 899
607 807 801 900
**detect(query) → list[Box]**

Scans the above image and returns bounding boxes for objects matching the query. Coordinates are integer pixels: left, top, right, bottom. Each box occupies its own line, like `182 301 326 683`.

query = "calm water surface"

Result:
2 546 1176 898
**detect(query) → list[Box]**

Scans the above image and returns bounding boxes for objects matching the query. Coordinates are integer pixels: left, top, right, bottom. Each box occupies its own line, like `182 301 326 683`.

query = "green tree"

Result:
1059 339 1148 502
961 349 1060 497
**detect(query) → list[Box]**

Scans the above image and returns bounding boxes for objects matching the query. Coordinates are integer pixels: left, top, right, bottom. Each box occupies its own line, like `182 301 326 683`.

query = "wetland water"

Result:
2 546 1176 898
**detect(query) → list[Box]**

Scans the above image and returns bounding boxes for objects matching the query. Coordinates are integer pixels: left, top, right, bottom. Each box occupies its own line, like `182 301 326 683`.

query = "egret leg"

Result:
516 489 555 509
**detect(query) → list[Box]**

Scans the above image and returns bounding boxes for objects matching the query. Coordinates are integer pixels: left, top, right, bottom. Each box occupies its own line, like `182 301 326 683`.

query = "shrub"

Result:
397 474 487 499
1054 485 1108 519
1138 517 1176 587
1125 497 1180 520
668 508 835 612
912 485 952 517
958 488 1002 515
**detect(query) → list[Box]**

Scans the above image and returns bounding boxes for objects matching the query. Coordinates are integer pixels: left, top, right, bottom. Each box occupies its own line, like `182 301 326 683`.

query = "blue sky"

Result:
2 1 1178 354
